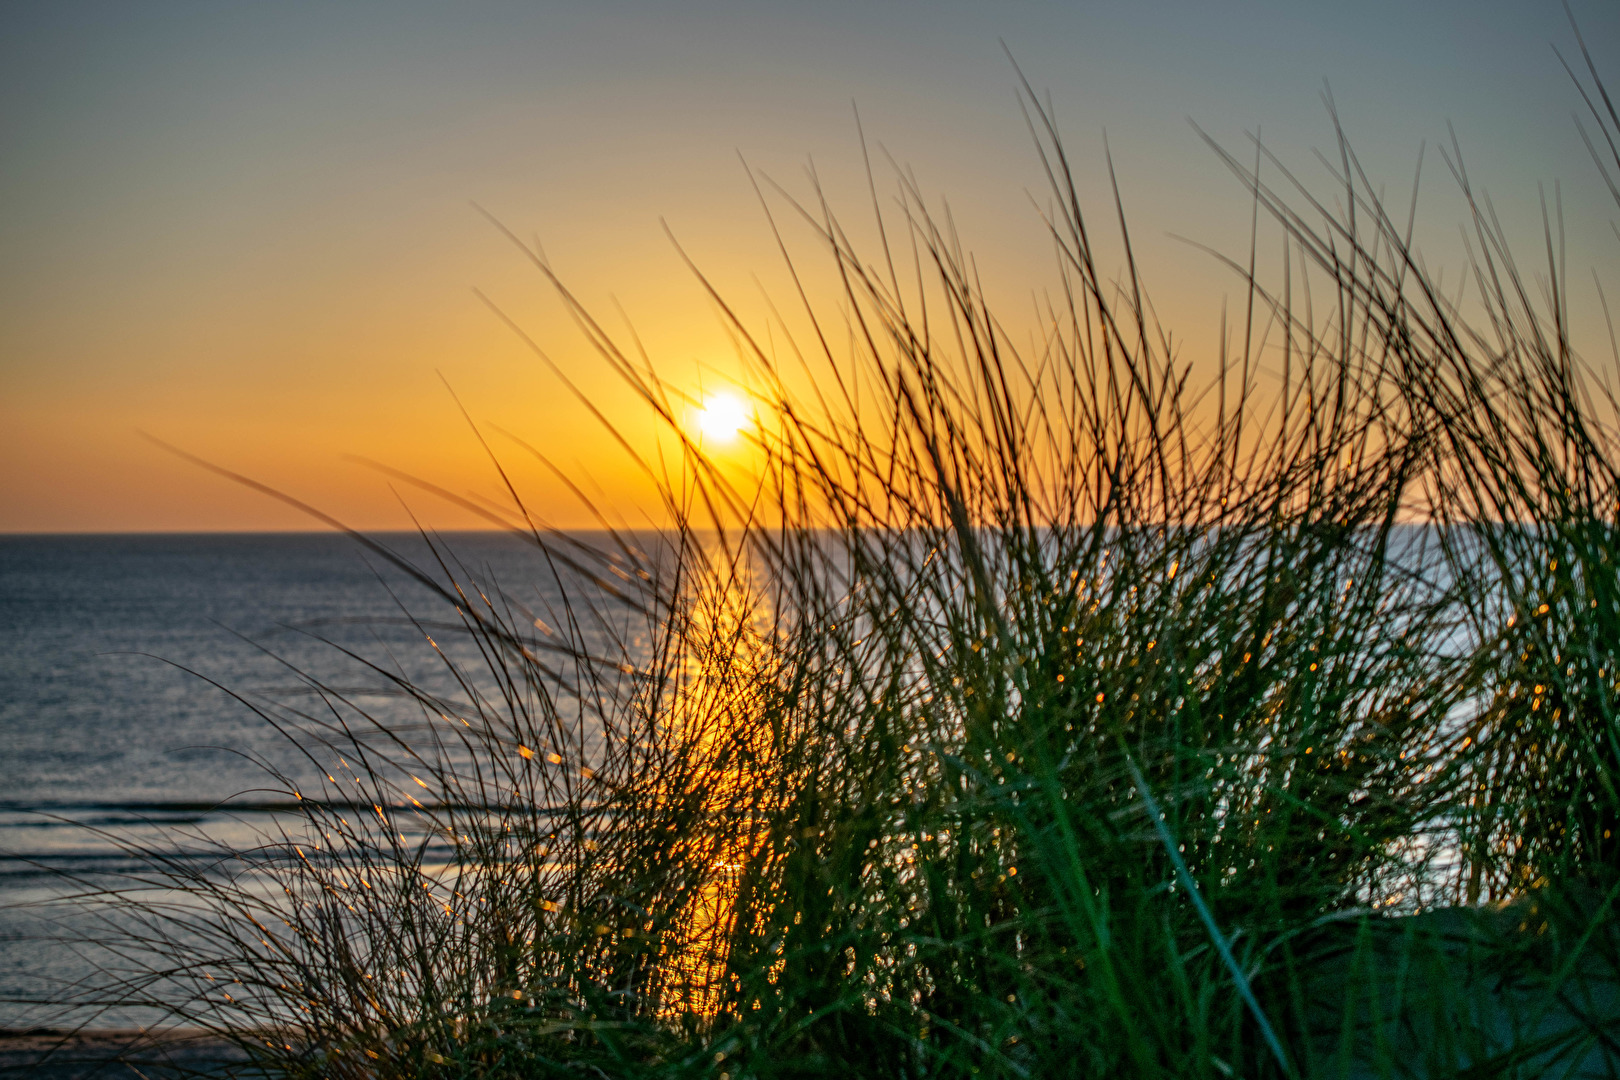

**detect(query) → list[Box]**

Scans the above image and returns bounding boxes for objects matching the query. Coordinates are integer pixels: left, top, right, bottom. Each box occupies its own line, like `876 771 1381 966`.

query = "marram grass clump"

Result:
44 47 1620 1080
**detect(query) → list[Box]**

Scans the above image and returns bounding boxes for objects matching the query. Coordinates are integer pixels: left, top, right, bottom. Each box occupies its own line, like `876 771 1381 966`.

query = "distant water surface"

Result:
0 531 578 1027
0 526 1449 1027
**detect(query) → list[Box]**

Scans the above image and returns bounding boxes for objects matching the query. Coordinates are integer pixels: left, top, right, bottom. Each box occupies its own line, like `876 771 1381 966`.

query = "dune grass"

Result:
37 37 1620 1080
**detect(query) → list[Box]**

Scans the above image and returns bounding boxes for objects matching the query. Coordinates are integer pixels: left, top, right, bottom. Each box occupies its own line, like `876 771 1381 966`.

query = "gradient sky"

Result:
3 0 1616 532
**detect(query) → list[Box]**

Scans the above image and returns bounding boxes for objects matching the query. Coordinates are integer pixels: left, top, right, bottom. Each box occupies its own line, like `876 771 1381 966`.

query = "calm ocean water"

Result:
0 526 1450 1029
0 531 583 1028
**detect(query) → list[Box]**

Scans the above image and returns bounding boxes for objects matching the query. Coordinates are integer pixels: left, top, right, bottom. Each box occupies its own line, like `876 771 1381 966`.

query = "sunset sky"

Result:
3 0 1616 532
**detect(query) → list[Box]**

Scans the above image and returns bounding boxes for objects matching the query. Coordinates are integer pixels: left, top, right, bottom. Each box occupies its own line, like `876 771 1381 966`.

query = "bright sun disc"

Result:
696 393 749 443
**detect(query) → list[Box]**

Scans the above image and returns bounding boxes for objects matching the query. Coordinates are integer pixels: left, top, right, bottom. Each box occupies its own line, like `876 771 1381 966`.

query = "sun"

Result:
695 392 750 444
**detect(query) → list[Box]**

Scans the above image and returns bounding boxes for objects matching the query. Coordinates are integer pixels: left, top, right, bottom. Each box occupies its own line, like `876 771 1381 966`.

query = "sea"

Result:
0 531 594 1029
0 525 1457 1032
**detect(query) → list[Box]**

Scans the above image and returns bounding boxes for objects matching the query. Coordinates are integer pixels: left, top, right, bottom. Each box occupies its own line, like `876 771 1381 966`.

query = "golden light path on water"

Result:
659 532 777 1019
